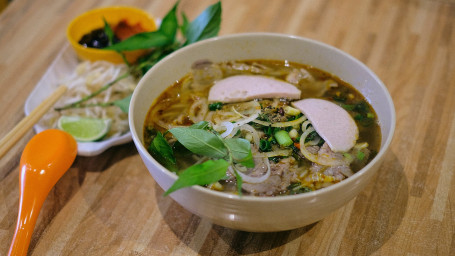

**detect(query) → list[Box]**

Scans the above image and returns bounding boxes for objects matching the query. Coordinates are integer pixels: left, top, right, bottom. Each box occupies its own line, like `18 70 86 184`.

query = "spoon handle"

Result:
8 190 46 256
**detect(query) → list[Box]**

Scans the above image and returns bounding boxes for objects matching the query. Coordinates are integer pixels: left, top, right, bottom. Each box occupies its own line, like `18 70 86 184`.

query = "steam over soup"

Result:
143 59 381 196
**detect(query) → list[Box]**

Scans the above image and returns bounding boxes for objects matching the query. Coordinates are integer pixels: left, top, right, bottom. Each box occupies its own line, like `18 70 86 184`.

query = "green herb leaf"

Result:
233 168 243 195
149 132 177 171
356 151 365 160
190 121 210 129
225 138 255 168
180 12 190 35
103 17 115 46
105 3 178 51
274 130 293 147
164 159 229 196
113 94 132 113
170 127 228 158
158 2 179 41
208 102 223 111
105 31 171 51
184 1 222 45
259 139 272 152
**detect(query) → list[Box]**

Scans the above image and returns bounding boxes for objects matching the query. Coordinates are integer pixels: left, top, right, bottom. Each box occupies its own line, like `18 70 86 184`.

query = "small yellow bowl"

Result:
67 6 157 64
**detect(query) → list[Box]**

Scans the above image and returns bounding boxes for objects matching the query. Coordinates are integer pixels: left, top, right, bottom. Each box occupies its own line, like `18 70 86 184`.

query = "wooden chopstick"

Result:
0 85 67 159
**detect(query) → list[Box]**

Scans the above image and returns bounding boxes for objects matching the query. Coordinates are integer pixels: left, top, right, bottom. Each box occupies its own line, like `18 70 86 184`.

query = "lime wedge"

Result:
57 116 112 142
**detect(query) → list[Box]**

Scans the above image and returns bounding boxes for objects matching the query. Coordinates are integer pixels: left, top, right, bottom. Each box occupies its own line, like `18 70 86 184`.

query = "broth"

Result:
144 59 381 196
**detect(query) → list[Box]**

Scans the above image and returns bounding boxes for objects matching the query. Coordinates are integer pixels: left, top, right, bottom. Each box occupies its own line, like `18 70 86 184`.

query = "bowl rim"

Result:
130 32 396 202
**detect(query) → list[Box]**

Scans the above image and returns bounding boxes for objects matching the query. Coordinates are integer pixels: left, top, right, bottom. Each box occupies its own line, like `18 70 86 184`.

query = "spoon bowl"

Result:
8 129 77 256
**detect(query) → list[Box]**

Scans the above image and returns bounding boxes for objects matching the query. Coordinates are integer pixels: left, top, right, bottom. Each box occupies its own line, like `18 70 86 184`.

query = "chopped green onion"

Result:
208 102 223 111
356 151 365 160
274 130 293 147
259 139 272 152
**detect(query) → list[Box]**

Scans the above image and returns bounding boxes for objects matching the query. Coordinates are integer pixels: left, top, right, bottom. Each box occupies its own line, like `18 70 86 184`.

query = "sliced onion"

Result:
235 112 259 127
238 123 260 147
229 157 271 184
271 115 307 128
340 167 354 177
299 127 346 166
220 121 234 138
258 149 293 158
251 119 271 126
307 136 321 146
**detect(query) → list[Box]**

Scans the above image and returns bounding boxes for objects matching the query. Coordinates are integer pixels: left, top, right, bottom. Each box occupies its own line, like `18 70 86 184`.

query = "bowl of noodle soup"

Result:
129 33 395 232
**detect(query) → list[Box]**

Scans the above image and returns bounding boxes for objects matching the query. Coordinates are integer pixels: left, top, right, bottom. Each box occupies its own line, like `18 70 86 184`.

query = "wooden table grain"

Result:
0 0 454 255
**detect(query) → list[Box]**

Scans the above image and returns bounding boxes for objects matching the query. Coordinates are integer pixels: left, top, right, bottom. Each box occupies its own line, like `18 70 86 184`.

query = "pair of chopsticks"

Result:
0 86 67 158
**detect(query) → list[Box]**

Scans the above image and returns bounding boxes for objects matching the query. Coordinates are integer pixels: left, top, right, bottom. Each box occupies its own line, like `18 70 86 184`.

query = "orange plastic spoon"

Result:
8 129 77 256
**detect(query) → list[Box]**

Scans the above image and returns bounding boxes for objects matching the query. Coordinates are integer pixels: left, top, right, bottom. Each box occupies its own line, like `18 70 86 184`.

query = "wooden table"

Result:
0 0 454 255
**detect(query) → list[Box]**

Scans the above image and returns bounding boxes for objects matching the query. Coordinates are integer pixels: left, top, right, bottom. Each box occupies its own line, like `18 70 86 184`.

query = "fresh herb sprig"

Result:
56 1 222 112
149 121 254 196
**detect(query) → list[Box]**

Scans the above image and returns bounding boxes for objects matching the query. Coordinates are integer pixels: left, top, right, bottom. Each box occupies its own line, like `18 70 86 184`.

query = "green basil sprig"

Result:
105 1 221 52
150 121 254 196
57 1 222 112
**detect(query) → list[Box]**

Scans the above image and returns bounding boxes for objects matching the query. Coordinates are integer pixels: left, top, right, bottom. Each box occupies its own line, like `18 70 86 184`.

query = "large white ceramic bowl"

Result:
129 33 395 232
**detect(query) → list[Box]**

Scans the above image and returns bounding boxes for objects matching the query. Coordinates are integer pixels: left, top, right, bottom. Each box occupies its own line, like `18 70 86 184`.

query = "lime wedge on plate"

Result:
57 116 112 142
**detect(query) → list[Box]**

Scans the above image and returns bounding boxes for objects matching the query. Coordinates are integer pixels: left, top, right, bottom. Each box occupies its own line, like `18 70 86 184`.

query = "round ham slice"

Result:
292 98 358 152
208 75 301 103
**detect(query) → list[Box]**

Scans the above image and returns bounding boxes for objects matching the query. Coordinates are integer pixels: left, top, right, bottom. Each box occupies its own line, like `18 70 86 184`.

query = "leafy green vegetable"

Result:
180 12 190 35
57 2 223 113
274 130 293 147
158 2 179 41
106 32 171 51
259 139 272 152
341 104 355 111
287 182 312 195
183 1 222 45
169 127 228 159
208 102 223 111
153 122 255 196
103 17 115 46
105 3 178 51
190 120 210 129
356 151 365 161
232 168 243 195
224 138 254 168
113 94 132 113
149 132 177 171
164 159 229 196
305 130 318 143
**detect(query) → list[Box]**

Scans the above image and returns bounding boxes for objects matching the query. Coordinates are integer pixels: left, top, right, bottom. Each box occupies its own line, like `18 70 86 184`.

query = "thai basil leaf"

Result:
149 132 177 171
164 159 229 196
105 31 170 51
224 138 255 168
159 2 179 41
184 1 221 45
190 121 210 129
233 169 243 195
105 2 178 51
180 12 190 35
113 94 132 113
169 127 228 159
103 17 115 46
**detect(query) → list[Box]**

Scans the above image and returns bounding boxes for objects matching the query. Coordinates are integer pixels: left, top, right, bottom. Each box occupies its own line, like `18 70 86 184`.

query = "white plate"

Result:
24 44 132 157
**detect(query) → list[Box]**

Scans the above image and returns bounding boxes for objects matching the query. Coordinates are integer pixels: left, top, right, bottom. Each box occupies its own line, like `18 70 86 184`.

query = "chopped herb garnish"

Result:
287 182 312 194
208 102 223 111
259 139 272 152
274 130 293 147
153 122 255 196
356 151 365 160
